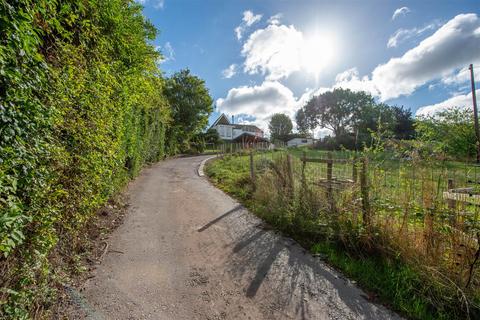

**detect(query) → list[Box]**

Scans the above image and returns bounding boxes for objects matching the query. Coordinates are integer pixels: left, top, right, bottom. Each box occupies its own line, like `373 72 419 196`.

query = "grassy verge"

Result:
205 154 474 320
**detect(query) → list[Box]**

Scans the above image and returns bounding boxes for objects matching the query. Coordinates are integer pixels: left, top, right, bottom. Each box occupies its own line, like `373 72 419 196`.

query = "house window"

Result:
302 139 308 143
218 126 225 137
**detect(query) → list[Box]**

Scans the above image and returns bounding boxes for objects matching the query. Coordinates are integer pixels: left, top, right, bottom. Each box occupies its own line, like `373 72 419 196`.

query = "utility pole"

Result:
469 64 480 163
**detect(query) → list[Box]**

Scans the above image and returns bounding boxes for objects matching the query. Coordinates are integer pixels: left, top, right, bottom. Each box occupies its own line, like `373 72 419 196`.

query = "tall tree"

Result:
301 88 375 138
297 89 416 149
391 106 415 140
164 69 213 153
269 113 293 142
295 108 309 134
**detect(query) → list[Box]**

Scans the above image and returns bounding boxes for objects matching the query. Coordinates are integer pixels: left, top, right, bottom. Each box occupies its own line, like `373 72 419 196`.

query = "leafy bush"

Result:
416 108 477 160
0 0 174 317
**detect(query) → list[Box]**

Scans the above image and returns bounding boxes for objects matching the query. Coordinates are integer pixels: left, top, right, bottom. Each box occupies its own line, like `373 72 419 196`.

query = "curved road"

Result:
75 156 402 320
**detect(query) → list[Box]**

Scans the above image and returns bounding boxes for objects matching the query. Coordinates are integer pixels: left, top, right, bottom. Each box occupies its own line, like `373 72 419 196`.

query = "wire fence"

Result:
215 145 480 293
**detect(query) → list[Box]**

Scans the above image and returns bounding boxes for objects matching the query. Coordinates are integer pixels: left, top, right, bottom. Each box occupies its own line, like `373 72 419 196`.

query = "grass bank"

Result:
205 152 479 320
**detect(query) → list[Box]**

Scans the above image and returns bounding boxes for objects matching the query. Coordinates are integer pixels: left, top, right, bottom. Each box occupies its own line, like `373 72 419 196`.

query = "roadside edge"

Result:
197 155 218 177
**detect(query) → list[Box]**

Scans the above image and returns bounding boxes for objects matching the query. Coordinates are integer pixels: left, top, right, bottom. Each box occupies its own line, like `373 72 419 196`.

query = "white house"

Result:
210 114 268 143
287 137 315 147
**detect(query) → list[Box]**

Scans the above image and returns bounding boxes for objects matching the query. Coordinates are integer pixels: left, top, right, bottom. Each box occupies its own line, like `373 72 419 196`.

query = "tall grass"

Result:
206 149 480 319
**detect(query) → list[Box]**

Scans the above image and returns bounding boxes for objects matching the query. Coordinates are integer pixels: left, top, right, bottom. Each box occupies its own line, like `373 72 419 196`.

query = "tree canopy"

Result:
164 69 213 153
296 88 415 149
269 113 293 142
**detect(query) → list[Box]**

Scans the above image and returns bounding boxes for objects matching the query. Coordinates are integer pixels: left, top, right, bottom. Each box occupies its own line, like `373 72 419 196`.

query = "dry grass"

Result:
208 150 480 319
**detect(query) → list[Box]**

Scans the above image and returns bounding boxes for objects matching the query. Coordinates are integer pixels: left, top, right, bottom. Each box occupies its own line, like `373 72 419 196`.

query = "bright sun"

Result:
301 32 336 77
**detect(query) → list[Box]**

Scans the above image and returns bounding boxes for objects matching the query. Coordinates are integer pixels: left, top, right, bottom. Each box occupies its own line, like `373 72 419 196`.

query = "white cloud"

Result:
243 10 262 26
216 81 305 132
221 64 237 79
373 13 480 100
333 68 380 96
216 81 297 121
331 14 479 101
267 13 282 25
242 24 303 80
387 23 438 48
441 66 470 85
156 42 174 63
235 10 262 40
416 89 479 116
240 17 338 81
392 7 410 20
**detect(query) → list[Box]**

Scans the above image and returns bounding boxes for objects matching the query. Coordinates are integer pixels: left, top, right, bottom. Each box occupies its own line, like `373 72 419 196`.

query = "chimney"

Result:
231 115 234 124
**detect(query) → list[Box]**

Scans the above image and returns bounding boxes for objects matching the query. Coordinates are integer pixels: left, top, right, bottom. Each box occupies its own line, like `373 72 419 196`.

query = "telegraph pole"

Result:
469 64 480 163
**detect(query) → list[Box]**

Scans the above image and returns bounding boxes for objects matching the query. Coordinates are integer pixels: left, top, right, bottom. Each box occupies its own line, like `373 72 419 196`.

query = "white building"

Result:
287 137 315 147
210 114 268 143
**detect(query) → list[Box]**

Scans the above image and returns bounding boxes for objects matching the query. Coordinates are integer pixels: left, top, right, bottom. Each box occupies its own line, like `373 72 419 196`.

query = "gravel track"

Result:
72 156 402 320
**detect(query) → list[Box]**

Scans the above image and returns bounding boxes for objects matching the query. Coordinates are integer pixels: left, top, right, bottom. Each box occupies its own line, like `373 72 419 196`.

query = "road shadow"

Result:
197 205 243 232
227 225 402 320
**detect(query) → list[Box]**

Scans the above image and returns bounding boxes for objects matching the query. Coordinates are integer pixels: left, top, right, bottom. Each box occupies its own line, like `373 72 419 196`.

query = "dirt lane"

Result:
73 156 402 320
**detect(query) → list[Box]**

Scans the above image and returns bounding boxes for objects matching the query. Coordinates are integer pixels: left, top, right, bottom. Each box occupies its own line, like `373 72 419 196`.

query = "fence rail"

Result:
214 148 480 291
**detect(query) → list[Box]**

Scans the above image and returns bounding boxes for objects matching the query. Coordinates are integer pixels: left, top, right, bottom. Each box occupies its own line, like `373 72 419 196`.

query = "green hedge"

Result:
0 1 171 317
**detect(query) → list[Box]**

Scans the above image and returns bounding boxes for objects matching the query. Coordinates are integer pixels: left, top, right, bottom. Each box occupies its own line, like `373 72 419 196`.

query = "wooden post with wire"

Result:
249 149 255 184
360 157 371 228
469 64 480 163
447 178 455 210
447 178 457 229
287 153 294 197
301 151 307 189
352 155 358 184
326 152 333 206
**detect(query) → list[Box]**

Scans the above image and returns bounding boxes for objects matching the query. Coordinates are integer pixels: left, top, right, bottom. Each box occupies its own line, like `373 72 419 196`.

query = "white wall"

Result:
213 124 264 140
287 138 314 147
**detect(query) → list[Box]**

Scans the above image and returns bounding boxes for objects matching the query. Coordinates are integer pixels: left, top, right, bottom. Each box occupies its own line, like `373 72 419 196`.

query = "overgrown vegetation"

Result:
415 108 477 160
0 1 212 317
206 148 480 320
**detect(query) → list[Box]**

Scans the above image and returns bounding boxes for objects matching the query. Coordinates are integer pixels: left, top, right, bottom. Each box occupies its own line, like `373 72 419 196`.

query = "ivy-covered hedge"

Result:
0 1 171 317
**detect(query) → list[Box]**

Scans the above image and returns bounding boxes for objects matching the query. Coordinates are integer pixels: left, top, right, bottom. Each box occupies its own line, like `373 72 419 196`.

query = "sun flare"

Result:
301 32 336 77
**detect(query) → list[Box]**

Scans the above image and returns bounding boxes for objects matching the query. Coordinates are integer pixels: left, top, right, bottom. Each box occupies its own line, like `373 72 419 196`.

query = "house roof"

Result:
234 124 263 133
210 113 231 127
232 132 269 143
210 114 263 133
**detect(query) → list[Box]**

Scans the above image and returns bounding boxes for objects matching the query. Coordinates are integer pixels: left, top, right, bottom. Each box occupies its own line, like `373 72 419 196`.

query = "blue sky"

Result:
138 0 480 135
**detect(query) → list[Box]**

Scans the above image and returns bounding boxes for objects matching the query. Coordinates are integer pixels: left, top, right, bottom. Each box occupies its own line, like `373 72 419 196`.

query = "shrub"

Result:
0 1 173 317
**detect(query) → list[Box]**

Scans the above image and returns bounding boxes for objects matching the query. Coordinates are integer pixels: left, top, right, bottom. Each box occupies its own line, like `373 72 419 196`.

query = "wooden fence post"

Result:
447 178 457 229
360 157 371 228
327 152 333 207
352 155 358 183
287 153 294 197
447 178 455 209
250 150 255 184
301 151 307 189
